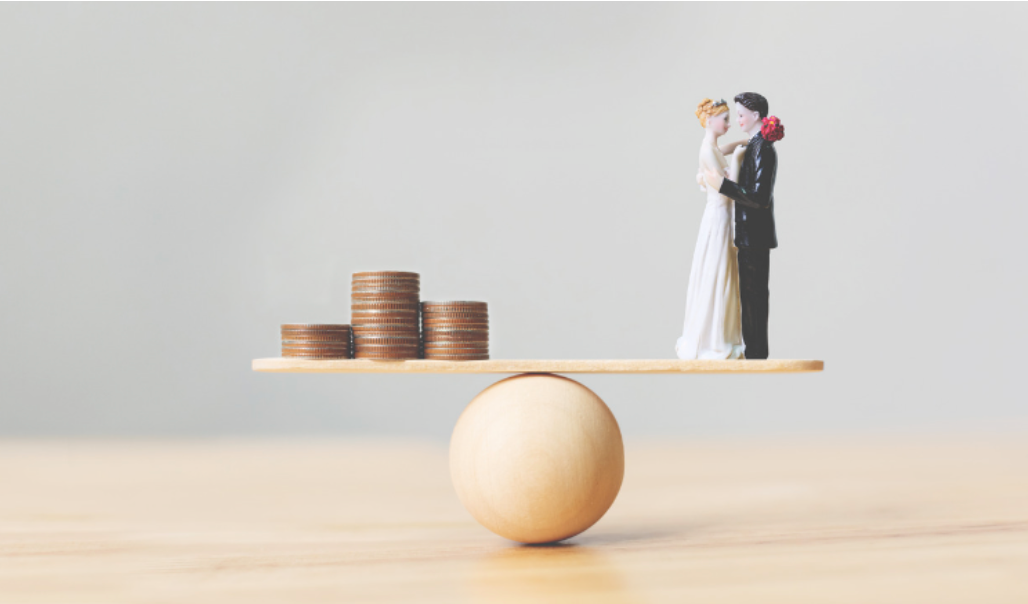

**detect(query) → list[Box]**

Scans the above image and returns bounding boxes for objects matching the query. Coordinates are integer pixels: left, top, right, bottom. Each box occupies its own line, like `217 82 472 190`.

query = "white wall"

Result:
1 3 1025 438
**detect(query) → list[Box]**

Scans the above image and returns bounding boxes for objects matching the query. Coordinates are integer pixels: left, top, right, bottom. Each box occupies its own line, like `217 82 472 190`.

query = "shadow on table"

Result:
466 542 643 604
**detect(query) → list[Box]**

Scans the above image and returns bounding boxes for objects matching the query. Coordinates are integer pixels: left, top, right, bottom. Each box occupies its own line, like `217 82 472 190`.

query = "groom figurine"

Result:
703 92 778 359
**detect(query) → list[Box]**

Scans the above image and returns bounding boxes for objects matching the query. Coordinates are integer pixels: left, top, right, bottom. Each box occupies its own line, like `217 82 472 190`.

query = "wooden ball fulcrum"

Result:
449 373 624 544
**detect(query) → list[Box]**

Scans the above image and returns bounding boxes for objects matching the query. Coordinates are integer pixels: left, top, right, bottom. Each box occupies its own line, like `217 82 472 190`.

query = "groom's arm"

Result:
719 145 777 210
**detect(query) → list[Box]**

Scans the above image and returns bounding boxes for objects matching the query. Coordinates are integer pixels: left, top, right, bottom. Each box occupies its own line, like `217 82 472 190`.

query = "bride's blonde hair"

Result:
695 98 729 128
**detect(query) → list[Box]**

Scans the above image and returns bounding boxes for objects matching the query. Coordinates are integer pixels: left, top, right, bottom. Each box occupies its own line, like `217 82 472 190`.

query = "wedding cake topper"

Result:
676 92 781 360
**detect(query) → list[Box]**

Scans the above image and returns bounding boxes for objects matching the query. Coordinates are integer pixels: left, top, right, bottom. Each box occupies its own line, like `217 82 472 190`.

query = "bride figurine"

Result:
675 98 746 360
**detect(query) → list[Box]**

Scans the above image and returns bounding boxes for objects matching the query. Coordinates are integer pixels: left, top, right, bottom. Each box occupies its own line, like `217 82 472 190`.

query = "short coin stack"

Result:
351 271 421 360
421 301 489 361
281 324 352 359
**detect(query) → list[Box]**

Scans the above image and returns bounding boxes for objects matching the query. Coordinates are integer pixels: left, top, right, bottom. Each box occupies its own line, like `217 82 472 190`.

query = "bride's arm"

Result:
700 146 729 191
701 147 728 179
718 140 746 155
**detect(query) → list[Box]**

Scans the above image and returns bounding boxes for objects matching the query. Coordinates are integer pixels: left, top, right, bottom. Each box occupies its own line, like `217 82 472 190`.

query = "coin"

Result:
352 310 419 316
353 275 420 282
353 338 418 343
423 337 489 344
352 322 419 328
352 315 419 322
352 339 419 345
353 277 420 284
423 327 488 334
351 289 420 296
352 306 419 312
423 354 490 360
352 323 419 329
422 323 489 330
282 339 351 346
421 308 485 313
352 271 420 280
352 325 419 332
423 324 488 330
423 326 488 331
352 322 418 328
281 340 352 345
422 322 488 327
351 286 419 293
422 338 487 343
421 301 487 310
352 276 420 284
421 306 487 312
353 353 417 359
282 354 352 359
352 281 420 288
351 294 420 302
422 340 489 346
351 303 420 311
353 337 420 345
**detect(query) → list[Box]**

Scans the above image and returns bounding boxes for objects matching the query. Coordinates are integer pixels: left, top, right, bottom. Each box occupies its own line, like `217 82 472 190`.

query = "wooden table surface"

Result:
2 434 1026 603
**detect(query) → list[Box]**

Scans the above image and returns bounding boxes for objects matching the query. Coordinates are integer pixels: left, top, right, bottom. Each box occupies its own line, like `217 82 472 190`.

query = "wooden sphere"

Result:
450 373 624 544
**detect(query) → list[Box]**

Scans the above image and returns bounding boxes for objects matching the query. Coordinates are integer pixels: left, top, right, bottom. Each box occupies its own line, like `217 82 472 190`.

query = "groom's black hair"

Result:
734 92 768 118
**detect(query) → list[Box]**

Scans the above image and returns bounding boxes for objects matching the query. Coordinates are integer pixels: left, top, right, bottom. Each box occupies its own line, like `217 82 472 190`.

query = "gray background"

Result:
1 3 1025 439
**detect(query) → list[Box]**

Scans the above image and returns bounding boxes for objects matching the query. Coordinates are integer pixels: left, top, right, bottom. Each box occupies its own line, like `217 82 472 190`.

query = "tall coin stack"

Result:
351 271 421 360
281 324 352 359
421 301 489 361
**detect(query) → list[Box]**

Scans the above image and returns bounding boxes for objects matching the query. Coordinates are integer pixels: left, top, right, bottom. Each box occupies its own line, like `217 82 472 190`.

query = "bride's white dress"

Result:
675 142 745 360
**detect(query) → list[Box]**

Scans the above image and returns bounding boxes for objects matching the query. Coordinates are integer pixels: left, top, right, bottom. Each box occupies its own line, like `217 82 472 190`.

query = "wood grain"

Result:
1 434 1026 603
450 374 624 543
252 358 824 374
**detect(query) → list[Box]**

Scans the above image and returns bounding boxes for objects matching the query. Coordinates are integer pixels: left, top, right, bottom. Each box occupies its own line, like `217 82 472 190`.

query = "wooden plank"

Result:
252 358 824 374
1 436 1025 603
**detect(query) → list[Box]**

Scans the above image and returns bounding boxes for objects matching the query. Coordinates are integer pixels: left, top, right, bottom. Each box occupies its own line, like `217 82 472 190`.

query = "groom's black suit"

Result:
718 131 778 359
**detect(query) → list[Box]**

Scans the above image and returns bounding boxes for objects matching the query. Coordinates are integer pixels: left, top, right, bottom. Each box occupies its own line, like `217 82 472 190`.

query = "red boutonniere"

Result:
761 116 784 142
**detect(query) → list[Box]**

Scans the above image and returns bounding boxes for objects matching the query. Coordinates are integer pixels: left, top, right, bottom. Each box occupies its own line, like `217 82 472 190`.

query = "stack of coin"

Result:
351 271 421 360
421 301 489 361
281 324 352 359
